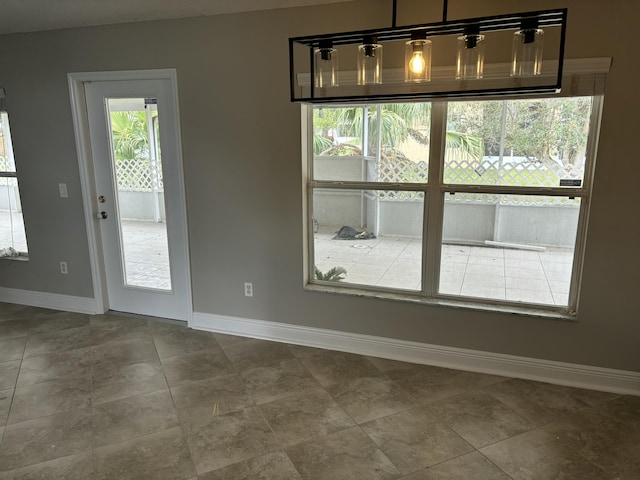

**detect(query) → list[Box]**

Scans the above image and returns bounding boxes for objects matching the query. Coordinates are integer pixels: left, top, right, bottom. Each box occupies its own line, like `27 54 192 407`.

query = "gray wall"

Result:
0 0 638 373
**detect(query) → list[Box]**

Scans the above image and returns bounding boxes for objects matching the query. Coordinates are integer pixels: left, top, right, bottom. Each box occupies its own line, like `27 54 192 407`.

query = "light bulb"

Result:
409 51 426 75
404 32 431 83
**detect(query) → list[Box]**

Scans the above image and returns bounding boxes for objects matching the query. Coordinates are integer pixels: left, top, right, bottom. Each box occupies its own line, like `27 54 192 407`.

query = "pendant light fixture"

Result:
456 25 485 80
289 1 567 103
405 31 432 83
314 40 338 88
357 36 383 85
511 17 544 77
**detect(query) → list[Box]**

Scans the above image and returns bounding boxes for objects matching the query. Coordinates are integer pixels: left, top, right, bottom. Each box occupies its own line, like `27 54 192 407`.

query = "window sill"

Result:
304 283 577 322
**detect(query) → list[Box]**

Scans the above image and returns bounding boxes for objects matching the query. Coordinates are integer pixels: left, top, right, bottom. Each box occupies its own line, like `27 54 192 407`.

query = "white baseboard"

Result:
191 312 640 396
0 287 100 315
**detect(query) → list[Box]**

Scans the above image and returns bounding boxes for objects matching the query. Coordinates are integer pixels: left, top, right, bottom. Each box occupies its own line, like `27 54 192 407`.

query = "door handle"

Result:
97 211 108 219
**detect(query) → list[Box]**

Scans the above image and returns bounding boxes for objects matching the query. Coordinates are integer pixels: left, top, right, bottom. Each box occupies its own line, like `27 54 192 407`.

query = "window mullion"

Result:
423 102 447 297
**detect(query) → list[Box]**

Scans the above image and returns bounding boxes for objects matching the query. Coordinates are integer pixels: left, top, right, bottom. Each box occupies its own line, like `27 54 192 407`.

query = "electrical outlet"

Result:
60 261 68 274
58 183 68 198
244 282 253 297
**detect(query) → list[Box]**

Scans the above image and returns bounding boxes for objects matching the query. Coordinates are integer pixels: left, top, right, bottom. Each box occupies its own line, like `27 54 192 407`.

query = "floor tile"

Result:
286 426 400 480
198 451 301 480
160 348 235 387
483 378 617 425
0 305 55 323
0 363 19 391
93 427 195 480
8 376 91 424
0 390 12 427
17 348 92 387
0 338 25 363
259 386 355 446
23 326 91 358
290 346 380 387
0 320 30 341
92 389 180 447
595 395 640 429
542 407 640 478
171 374 254 433
0 452 93 480
386 364 504 403
211 332 252 348
186 407 279 475
327 374 418 424
239 358 321 405
223 339 296 370
361 408 473 475
505 288 554 304
91 336 158 369
28 312 89 335
0 408 92 472
92 360 167 404
152 328 219 358
480 427 608 480
90 314 150 345
427 390 533 448
403 451 510 480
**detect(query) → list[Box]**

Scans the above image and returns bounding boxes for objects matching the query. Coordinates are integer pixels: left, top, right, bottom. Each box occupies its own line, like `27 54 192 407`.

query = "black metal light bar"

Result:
291 9 565 46
289 7 568 103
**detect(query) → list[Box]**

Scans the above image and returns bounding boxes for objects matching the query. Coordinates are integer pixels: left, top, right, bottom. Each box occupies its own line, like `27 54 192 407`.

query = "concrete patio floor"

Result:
314 226 573 307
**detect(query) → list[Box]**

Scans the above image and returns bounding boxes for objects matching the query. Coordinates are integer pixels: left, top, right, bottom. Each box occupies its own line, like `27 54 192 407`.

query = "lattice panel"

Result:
114 159 164 192
0 155 12 186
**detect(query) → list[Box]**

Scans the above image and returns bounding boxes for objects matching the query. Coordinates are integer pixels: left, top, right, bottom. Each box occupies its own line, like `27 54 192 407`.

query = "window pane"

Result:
312 104 430 183
439 193 578 306
445 97 593 188
313 106 365 182
0 112 28 255
312 188 423 291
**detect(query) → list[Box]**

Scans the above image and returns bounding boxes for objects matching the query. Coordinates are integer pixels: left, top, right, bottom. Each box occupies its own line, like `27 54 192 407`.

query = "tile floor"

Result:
314 227 573 306
0 302 638 479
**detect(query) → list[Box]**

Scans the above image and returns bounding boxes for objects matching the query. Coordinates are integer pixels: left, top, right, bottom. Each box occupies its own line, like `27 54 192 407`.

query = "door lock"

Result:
97 211 108 219
98 195 106 203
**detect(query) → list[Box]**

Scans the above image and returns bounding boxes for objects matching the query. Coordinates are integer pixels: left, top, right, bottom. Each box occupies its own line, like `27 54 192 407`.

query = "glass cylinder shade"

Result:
511 28 544 76
455 32 485 80
357 37 383 85
405 37 432 83
314 42 338 88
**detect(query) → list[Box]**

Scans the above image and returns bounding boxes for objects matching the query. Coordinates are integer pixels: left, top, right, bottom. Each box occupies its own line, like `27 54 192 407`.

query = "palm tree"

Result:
109 111 150 162
314 104 484 162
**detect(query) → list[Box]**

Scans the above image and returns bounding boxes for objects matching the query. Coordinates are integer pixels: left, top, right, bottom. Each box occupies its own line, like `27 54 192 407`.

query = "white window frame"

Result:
303 94 604 320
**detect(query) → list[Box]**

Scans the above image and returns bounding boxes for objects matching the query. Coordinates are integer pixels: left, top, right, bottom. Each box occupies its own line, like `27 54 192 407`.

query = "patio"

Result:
314 226 573 306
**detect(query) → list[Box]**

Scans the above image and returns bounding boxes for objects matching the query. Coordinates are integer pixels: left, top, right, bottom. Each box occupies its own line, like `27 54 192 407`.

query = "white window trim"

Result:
303 86 605 321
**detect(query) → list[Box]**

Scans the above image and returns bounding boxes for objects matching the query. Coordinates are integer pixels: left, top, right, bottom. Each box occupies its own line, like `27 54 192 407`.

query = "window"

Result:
306 96 600 315
0 89 28 257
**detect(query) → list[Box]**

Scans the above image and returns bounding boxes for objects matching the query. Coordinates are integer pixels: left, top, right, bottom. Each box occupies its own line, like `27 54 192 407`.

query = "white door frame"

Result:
68 69 193 323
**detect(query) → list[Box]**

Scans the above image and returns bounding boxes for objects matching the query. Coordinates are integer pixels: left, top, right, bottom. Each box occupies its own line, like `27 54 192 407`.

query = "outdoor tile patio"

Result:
314 226 573 307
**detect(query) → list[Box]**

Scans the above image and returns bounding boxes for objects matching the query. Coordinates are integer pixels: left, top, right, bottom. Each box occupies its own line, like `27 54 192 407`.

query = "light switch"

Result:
59 183 68 198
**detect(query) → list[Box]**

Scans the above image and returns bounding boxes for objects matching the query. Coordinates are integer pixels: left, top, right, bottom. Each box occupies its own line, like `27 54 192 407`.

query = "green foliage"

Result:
314 266 347 282
313 134 333 155
313 103 483 163
110 111 150 162
447 97 592 168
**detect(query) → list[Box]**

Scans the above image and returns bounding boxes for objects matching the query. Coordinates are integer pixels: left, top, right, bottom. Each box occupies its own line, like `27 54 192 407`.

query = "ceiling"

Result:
0 0 353 35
